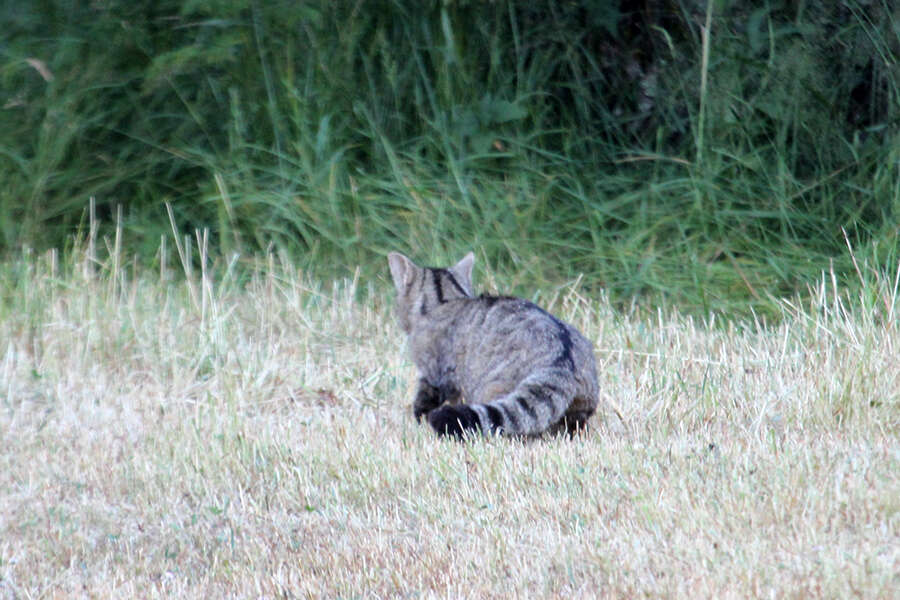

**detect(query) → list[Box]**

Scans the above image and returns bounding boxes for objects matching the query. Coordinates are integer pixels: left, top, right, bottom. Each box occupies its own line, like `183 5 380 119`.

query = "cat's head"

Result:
388 251 475 332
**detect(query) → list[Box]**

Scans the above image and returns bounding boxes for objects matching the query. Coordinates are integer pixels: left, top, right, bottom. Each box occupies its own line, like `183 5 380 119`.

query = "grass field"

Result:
1 235 898 598
4 3 898 596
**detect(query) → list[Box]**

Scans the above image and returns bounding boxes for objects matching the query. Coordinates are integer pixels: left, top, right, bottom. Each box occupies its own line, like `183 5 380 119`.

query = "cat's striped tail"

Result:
426 368 581 438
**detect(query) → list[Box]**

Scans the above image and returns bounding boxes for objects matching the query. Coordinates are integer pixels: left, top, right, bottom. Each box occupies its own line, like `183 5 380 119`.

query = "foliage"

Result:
1 0 898 316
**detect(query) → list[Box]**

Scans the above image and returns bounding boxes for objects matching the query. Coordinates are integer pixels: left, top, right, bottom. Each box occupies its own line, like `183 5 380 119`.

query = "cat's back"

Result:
453 294 590 352
447 294 597 401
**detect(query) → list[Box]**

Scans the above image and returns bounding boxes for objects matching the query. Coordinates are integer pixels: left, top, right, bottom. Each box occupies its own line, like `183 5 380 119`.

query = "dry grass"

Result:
1 240 898 599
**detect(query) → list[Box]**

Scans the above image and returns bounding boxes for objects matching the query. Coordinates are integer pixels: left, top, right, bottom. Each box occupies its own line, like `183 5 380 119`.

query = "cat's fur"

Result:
388 251 599 438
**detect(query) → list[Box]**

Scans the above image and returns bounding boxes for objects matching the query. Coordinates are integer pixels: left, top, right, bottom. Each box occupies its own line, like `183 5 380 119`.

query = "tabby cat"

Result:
388 251 599 438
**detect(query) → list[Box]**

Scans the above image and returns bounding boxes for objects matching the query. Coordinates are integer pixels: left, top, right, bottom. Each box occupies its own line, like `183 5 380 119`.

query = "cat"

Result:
388 251 599 438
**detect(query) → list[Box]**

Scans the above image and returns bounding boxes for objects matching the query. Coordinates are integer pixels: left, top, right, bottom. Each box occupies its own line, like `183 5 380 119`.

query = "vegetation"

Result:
1 0 898 315
3 4 897 595
1 228 897 597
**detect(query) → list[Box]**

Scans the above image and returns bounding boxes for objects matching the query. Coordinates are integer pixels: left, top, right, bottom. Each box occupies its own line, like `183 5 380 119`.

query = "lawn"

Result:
1 240 897 598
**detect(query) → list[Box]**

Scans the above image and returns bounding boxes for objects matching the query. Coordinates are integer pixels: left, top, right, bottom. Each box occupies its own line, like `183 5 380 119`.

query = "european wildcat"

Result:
388 251 599 438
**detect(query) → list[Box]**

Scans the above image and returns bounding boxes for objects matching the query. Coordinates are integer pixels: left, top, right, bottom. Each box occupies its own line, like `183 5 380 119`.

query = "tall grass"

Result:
1 1 898 316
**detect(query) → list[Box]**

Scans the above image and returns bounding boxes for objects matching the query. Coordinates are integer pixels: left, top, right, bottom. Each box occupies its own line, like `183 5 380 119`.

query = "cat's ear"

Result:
449 251 475 296
388 252 418 293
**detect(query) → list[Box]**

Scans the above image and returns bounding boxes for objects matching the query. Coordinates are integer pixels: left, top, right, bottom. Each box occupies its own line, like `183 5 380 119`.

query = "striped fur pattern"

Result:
388 252 599 438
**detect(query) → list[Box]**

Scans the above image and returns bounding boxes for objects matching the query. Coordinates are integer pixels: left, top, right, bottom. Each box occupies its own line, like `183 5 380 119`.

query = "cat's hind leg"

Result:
412 378 441 421
547 408 594 437
412 378 461 421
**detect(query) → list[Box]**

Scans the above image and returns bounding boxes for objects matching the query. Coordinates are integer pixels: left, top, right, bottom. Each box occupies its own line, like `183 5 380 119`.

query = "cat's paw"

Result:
426 405 480 439
412 404 432 422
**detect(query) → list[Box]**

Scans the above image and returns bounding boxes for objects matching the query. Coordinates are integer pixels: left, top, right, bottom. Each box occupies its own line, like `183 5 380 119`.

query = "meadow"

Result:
2 2 899 596
1 229 897 598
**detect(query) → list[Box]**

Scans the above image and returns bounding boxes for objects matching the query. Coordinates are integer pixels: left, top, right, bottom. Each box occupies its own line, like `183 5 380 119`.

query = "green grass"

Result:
2 1 899 318
0 231 897 597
